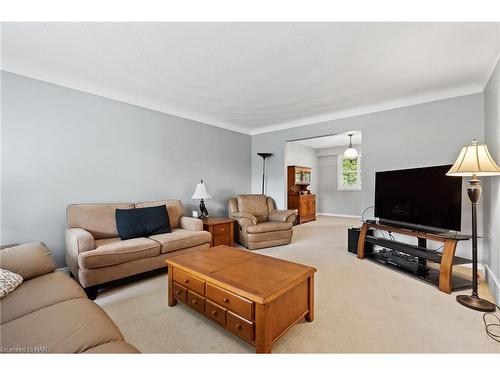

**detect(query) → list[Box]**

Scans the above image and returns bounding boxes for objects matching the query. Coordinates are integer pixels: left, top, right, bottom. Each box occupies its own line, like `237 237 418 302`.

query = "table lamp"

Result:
447 139 500 312
191 179 212 219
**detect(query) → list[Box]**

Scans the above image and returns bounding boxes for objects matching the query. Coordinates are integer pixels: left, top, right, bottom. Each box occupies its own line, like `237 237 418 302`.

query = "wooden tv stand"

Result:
357 222 471 294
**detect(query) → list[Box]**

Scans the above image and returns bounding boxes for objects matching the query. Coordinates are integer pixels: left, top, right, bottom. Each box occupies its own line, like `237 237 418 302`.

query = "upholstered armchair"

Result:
228 194 297 250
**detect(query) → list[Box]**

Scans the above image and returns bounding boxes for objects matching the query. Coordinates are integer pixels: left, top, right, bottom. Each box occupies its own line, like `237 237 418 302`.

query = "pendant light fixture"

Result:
344 134 358 160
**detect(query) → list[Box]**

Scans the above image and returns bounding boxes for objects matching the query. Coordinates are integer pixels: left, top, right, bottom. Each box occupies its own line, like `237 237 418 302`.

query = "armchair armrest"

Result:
0 242 56 281
179 216 203 231
230 212 258 227
268 209 298 223
65 228 95 257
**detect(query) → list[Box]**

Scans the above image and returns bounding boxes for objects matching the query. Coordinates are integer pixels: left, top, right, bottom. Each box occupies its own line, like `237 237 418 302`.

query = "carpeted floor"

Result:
96 216 500 353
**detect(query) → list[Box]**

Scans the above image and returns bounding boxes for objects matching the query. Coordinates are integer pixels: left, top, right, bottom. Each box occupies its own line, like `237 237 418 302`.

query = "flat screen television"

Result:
374 165 462 232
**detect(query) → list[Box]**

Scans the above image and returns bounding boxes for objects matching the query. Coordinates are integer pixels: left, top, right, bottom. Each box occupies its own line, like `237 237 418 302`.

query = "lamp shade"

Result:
447 140 500 177
344 147 358 160
191 180 212 199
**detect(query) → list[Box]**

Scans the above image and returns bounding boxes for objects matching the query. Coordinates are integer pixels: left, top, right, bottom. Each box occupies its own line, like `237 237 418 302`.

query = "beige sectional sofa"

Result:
0 242 139 353
65 199 211 298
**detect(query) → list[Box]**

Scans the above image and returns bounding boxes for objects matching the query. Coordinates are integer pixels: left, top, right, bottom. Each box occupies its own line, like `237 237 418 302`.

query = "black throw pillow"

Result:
115 205 171 240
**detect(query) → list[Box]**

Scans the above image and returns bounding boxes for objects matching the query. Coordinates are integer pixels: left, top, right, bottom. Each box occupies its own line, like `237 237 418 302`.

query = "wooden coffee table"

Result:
166 245 316 353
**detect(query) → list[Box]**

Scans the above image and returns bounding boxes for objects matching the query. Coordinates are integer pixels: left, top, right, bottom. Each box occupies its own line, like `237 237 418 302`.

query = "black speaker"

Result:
348 227 373 255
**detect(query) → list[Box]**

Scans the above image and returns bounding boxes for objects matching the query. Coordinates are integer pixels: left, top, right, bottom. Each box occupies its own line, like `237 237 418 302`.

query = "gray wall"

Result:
1 72 251 267
484 57 500 303
0 71 491 272
285 142 318 194
316 146 362 216
252 94 484 259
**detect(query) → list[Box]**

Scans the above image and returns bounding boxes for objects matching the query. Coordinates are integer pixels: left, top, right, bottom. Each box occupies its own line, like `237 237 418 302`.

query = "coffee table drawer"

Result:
227 311 254 342
173 268 205 295
172 282 187 303
187 290 205 313
205 299 227 325
206 283 253 320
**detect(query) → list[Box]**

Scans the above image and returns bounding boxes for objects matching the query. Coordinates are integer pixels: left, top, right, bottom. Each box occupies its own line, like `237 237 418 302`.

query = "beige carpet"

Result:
96 216 500 353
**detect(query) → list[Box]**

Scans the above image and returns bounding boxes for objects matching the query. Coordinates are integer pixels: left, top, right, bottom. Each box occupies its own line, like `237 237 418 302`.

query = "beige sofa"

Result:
0 242 139 353
65 199 211 298
228 194 297 250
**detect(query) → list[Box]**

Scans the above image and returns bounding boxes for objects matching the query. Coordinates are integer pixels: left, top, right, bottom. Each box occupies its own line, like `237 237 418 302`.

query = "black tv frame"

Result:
374 164 462 234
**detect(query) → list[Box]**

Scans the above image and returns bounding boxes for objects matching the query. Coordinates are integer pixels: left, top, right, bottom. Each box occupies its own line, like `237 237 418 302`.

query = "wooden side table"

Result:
202 217 235 247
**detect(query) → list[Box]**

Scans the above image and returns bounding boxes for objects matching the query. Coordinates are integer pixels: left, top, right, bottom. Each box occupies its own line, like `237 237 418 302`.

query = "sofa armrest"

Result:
179 216 203 231
268 209 298 223
230 212 258 227
65 228 95 256
0 242 56 281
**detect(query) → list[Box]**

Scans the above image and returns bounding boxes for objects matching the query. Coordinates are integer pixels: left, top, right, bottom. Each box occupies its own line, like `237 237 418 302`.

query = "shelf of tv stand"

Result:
364 236 471 265
357 222 472 294
365 251 472 291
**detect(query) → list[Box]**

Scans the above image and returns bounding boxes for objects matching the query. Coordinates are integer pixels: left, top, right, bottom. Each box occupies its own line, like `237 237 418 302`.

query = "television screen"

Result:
374 165 462 232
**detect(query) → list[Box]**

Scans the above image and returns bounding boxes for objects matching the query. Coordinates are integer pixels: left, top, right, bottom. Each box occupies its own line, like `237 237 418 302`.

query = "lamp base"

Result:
456 294 496 312
199 199 209 219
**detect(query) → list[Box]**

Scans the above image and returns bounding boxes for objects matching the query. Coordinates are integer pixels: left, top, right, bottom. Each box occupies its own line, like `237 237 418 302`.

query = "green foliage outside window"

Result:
341 157 359 186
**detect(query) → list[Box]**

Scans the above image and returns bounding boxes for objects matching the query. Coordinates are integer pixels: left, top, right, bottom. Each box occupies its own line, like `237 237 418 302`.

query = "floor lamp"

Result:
447 139 500 312
257 153 273 195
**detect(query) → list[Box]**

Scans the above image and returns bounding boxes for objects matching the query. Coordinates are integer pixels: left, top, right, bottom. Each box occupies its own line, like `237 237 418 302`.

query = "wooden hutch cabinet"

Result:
287 165 316 224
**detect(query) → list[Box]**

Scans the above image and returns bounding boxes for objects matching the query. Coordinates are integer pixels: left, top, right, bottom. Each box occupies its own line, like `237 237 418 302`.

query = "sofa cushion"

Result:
1 271 86 324
135 199 183 229
246 221 293 234
78 237 160 269
0 242 56 281
67 203 135 239
0 298 124 353
116 205 171 240
237 195 269 223
149 228 211 253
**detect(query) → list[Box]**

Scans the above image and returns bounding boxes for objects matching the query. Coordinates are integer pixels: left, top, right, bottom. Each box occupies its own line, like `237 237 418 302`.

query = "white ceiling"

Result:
290 131 361 149
2 22 499 135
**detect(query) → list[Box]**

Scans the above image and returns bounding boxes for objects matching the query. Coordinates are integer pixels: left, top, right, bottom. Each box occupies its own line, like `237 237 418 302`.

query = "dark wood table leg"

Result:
230 221 235 246
168 264 177 307
255 303 272 353
305 275 314 322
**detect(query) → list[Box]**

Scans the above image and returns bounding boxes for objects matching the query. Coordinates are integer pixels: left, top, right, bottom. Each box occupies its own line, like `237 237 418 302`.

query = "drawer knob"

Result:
192 299 197 304
236 323 242 330
221 228 225 231
223 298 230 303
211 310 217 316
184 279 189 284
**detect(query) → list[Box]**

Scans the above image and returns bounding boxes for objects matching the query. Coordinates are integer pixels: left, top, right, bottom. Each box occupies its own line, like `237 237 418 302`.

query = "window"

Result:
338 156 361 191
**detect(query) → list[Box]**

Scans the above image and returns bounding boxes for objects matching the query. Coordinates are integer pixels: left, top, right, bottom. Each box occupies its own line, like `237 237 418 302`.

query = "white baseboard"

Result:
460 262 484 271
485 264 500 304
317 212 361 219
57 266 69 274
